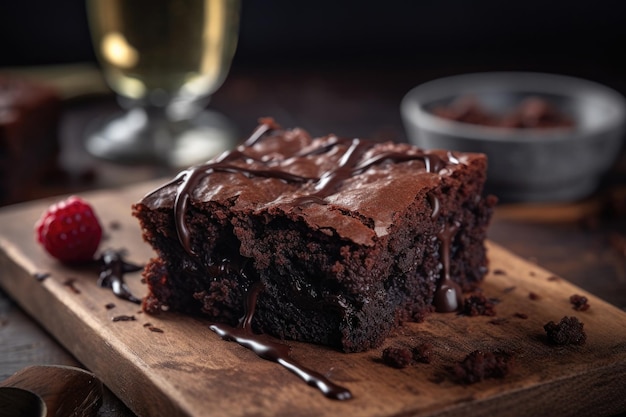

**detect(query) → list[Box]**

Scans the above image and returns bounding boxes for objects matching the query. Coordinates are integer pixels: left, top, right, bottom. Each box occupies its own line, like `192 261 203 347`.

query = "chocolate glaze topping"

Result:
145 119 455 256
210 282 353 400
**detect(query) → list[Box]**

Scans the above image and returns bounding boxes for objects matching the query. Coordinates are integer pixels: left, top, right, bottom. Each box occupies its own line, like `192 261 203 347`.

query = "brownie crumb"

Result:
105 303 116 310
544 316 586 346
452 350 514 384
382 347 413 369
514 312 529 319
112 315 136 322
547 275 560 282
492 269 507 276
148 326 164 333
461 293 496 316
412 343 433 364
382 343 433 369
528 292 541 301
570 294 590 311
63 278 81 294
143 322 152 327
33 272 50 282
142 294 163 314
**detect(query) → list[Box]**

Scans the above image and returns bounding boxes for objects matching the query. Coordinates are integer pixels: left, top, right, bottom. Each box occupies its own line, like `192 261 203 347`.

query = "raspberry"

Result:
35 196 103 263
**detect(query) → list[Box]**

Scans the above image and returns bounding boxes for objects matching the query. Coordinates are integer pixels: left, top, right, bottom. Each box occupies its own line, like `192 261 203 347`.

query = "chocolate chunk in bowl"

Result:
401 72 626 202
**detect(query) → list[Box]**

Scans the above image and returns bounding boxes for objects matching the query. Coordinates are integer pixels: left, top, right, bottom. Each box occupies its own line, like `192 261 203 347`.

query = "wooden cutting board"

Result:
1 181 625 417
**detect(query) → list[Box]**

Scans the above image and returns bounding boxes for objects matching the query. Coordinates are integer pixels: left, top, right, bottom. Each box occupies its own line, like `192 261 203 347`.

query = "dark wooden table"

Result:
1 65 625 416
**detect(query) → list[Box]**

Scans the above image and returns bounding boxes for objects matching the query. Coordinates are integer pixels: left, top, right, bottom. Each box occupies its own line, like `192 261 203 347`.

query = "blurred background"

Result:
0 0 624 137
1 0 625 199
2 0 625 77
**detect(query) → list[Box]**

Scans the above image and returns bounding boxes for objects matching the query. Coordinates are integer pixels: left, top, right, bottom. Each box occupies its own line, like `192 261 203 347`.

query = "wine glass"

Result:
86 0 240 167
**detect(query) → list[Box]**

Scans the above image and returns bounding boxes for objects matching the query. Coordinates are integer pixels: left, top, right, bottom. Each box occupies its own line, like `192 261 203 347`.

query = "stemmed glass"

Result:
86 0 240 167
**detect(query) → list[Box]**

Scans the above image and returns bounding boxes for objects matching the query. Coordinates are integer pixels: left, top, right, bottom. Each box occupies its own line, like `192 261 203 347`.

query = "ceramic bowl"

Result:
401 72 626 202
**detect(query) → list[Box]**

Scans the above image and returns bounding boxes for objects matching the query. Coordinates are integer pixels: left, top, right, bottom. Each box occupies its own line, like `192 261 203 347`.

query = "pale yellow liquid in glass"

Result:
88 0 240 101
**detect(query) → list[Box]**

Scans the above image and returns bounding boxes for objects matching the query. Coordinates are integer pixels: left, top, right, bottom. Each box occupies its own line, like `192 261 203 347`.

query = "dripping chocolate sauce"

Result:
146 119 464 398
428 193 463 312
434 220 463 312
210 282 352 400
97 249 143 304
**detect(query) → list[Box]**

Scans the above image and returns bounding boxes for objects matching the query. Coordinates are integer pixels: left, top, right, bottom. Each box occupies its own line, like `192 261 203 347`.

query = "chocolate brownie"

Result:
0 76 61 205
133 118 496 352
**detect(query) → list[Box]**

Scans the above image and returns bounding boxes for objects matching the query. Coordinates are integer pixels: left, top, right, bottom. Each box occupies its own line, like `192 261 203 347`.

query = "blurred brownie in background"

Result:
0 76 61 205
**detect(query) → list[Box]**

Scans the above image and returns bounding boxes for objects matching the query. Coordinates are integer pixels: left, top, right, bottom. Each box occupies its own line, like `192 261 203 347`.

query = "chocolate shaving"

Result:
33 272 50 282
63 278 81 294
112 315 136 322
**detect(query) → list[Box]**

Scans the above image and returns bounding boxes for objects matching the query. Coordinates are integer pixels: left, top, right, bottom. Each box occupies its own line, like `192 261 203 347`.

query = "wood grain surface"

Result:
1 181 625 417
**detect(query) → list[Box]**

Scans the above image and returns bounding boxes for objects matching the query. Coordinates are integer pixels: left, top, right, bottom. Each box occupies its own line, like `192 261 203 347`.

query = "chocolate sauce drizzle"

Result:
97 249 143 304
428 194 463 312
210 282 352 400
433 221 463 312
146 120 452 256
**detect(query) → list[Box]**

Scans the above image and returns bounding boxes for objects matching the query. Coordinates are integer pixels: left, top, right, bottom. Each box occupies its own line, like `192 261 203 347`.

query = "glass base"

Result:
85 107 238 168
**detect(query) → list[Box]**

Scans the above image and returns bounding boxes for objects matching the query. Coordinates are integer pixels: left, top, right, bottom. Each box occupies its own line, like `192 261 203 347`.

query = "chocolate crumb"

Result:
547 275 560 282
148 326 164 333
544 316 586 346
529 292 541 301
514 312 529 319
63 278 81 294
569 294 590 311
461 293 496 316
112 315 136 322
492 269 507 276
105 303 116 310
33 272 50 282
452 350 514 384
143 322 152 327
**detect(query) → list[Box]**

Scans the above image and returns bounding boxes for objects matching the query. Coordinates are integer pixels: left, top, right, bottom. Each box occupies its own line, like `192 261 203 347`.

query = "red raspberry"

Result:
35 196 103 263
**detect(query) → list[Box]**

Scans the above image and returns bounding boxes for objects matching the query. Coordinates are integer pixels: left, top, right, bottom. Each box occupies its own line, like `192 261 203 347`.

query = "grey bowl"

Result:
401 72 626 202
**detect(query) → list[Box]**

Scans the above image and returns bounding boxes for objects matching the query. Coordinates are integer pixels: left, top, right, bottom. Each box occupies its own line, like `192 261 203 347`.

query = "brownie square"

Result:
133 119 495 352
